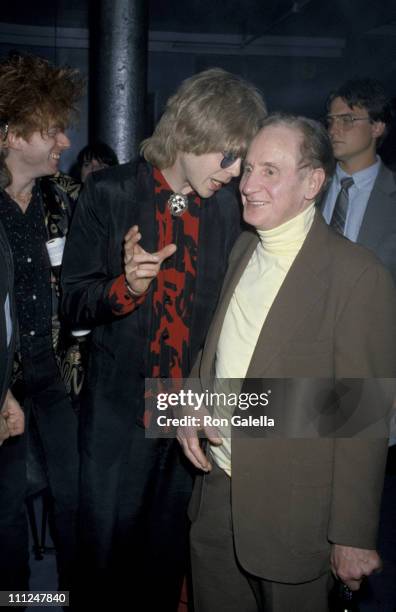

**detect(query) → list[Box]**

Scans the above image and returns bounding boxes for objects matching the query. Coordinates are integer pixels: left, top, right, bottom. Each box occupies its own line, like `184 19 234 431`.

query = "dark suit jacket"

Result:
356 162 396 283
320 161 396 283
190 212 396 583
0 222 16 408
62 160 241 462
61 161 242 564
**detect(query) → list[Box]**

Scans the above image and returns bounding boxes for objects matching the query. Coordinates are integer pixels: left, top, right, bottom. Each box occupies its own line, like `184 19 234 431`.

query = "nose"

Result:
327 117 341 138
226 158 242 178
56 131 71 149
240 169 259 196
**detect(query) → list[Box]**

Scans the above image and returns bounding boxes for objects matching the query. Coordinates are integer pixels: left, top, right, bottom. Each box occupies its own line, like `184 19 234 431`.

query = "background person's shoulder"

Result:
89 158 142 188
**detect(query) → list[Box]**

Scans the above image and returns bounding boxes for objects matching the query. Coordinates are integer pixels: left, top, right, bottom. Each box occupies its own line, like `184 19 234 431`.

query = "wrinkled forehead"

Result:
247 125 302 164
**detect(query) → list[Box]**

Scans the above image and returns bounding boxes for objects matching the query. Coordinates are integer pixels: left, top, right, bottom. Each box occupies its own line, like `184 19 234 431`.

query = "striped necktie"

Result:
330 176 354 234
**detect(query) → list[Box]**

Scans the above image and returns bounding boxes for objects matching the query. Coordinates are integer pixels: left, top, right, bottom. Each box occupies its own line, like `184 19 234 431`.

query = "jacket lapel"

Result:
135 163 158 255
201 212 330 379
318 163 396 252
246 215 328 377
200 229 258 377
357 163 396 250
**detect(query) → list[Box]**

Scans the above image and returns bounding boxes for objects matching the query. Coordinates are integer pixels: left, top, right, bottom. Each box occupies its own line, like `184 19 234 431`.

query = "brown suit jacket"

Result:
189 211 396 583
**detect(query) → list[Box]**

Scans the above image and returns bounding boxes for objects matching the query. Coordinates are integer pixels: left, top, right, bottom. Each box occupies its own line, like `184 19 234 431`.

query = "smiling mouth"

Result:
50 153 61 160
210 178 225 190
245 201 267 207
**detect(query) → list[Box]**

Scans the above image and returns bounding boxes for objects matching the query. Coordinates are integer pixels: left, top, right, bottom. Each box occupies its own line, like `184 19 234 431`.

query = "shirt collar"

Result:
256 203 315 253
335 156 380 190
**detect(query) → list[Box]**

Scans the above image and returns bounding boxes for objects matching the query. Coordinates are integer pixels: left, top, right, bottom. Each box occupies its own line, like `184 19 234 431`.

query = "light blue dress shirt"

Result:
322 157 381 241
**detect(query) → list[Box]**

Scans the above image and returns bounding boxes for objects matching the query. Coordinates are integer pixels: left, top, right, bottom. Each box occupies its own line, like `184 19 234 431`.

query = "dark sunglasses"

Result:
220 151 240 169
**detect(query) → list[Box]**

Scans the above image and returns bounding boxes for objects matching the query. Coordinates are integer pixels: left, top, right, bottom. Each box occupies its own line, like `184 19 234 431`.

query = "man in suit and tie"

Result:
177 114 396 612
321 78 396 282
321 78 396 611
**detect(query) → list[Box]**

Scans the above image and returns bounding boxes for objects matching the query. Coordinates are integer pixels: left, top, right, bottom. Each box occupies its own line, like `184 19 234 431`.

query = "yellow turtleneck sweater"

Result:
211 204 315 476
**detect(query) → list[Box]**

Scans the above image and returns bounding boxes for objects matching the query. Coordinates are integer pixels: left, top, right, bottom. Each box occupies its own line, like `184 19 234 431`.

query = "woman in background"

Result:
77 141 118 182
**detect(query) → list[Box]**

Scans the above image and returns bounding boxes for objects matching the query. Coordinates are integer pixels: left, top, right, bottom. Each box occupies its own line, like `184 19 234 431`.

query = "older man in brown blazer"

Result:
177 114 396 612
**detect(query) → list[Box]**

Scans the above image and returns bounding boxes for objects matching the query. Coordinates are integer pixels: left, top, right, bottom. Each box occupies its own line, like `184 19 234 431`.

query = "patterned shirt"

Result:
0 184 52 340
108 167 201 378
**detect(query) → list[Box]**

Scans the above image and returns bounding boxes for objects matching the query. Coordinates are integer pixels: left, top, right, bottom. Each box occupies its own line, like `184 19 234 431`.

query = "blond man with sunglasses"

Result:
62 68 267 611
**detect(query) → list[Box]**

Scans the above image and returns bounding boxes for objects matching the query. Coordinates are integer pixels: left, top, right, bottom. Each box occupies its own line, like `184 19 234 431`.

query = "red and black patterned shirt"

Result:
108 168 201 379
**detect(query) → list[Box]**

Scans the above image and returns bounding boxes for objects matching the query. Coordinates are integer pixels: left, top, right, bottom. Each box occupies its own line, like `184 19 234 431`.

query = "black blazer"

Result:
0 222 16 408
61 161 242 465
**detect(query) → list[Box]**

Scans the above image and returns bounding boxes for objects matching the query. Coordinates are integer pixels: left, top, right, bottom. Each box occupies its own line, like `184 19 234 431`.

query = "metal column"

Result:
90 0 148 163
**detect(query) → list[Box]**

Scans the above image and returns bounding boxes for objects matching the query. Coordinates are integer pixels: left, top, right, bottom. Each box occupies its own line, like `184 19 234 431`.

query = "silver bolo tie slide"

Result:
167 193 189 217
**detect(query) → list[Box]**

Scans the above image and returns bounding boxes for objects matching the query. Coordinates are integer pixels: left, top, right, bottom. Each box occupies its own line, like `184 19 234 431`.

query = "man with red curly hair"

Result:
0 53 83 594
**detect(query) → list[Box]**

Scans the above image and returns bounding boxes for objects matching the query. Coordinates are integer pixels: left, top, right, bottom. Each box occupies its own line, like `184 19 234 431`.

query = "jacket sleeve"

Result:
328 260 396 549
61 175 144 328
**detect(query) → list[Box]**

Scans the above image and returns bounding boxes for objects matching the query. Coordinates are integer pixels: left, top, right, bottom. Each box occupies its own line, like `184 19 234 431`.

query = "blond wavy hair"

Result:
141 68 267 169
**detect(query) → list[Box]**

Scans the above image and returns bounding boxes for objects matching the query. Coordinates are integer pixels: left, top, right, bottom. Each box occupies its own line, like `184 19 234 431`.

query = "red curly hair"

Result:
0 53 84 186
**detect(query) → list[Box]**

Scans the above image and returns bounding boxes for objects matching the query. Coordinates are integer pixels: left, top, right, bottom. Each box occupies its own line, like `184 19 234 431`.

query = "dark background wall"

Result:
1 0 395 171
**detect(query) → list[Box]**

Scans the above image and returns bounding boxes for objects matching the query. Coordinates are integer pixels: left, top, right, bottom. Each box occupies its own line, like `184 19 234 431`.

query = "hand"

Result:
331 544 382 591
124 225 176 296
1 390 25 437
0 414 10 445
176 406 222 472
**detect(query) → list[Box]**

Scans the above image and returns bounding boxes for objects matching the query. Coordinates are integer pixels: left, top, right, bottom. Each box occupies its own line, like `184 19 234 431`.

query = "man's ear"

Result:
371 120 386 140
305 167 325 201
6 130 25 152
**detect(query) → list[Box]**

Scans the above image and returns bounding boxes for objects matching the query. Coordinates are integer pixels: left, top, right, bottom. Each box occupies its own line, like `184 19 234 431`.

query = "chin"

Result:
245 212 267 228
332 144 345 155
197 189 212 199
243 213 256 226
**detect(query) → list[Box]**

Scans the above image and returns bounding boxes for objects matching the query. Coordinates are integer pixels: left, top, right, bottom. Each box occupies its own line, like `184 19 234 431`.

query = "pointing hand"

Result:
124 225 177 296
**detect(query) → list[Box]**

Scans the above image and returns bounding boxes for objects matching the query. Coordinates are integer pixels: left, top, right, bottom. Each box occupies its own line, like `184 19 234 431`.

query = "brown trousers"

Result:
190 463 332 612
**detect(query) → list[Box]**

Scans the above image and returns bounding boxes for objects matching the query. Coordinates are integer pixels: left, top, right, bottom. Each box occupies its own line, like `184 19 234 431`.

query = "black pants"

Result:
0 432 29 591
77 425 193 612
0 336 79 592
360 447 396 611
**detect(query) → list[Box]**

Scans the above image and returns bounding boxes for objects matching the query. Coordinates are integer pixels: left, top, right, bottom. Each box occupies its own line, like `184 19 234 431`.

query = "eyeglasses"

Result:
220 151 240 169
324 114 372 131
